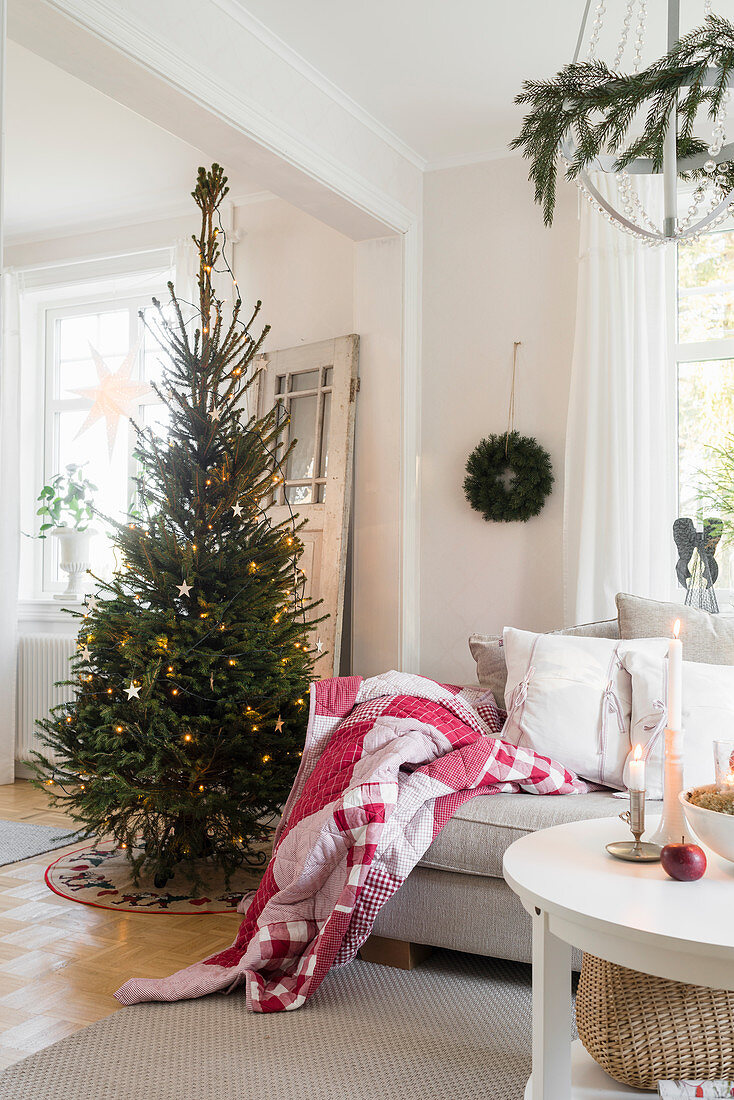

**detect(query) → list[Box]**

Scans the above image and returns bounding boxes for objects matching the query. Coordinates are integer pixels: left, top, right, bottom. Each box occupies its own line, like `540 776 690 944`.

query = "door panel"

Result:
256 335 359 677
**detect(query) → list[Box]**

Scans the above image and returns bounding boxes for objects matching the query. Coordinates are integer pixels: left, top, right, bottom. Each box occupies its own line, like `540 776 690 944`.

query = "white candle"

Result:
668 619 682 732
629 743 645 791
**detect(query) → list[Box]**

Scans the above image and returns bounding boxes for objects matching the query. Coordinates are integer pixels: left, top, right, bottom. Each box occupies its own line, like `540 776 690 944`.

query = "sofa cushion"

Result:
616 592 734 664
418 790 619 880
469 618 619 703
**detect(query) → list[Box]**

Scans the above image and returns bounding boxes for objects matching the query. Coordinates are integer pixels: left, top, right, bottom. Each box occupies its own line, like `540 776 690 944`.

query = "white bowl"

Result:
679 785 734 863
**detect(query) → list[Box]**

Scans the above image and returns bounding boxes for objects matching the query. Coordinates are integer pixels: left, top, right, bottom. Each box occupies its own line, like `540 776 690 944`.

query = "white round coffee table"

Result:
503 816 734 1100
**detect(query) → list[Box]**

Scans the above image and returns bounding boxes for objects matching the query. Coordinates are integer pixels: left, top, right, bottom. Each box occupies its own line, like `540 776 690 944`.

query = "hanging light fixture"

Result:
512 0 734 244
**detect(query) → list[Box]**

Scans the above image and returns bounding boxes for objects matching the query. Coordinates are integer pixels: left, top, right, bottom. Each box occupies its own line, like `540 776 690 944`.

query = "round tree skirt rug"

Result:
45 841 270 914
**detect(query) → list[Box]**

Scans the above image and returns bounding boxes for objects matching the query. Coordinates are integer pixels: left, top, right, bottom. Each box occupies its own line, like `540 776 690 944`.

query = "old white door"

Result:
256 335 359 677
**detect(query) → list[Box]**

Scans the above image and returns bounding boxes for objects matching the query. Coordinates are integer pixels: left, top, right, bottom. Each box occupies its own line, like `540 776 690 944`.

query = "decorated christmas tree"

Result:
31 164 322 887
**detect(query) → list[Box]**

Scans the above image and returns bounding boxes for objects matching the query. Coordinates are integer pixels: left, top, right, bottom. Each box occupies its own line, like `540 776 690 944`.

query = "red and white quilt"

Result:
115 671 589 1012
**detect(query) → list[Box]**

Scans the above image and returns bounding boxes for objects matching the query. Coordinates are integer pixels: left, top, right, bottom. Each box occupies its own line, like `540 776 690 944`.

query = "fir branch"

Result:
511 14 734 226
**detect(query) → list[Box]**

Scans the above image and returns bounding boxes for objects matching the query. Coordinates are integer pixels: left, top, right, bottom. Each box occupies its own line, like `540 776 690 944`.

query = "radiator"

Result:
16 633 76 774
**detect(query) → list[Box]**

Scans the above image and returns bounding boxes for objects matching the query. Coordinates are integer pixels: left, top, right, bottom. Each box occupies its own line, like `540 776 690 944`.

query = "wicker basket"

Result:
576 953 734 1091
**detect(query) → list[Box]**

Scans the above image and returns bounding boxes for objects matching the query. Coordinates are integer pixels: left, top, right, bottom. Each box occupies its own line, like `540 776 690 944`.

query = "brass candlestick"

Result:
606 789 662 862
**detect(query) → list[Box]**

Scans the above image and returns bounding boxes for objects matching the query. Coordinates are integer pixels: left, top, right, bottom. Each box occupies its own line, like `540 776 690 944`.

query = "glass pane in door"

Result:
286 394 317 481
290 370 319 392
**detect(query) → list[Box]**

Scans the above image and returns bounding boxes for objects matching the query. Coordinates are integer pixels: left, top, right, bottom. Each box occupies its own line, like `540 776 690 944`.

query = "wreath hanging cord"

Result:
505 340 521 456
463 343 554 523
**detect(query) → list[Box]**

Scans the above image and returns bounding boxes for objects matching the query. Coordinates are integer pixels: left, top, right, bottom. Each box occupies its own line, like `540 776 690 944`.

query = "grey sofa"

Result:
372 617 623 967
372 789 619 966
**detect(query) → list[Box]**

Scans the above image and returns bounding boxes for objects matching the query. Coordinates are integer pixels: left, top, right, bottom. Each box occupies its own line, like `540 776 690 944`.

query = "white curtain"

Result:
0 270 21 784
564 177 677 625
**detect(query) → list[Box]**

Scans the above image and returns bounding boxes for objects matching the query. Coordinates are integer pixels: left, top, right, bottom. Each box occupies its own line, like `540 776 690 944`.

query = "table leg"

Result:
530 906 572 1100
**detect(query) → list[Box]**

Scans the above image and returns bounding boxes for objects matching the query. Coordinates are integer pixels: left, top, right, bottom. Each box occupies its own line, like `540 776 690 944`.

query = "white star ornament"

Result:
73 342 152 456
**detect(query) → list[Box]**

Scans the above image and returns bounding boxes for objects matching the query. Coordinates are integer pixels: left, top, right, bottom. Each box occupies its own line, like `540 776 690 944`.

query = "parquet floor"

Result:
0 781 241 1071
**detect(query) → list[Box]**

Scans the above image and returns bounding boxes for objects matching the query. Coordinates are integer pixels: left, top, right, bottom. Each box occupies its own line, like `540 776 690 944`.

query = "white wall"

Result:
233 199 354 348
352 237 403 675
419 156 580 684
6 196 356 348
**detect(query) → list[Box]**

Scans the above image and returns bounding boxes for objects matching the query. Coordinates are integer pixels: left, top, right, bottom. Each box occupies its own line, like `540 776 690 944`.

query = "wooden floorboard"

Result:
0 781 241 1069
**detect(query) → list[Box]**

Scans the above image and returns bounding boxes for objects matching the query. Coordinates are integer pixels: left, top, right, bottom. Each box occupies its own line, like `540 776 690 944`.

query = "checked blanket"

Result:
115 671 589 1012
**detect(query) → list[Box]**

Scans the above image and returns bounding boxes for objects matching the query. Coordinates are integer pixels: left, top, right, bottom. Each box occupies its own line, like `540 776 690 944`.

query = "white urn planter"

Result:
50 527 97 602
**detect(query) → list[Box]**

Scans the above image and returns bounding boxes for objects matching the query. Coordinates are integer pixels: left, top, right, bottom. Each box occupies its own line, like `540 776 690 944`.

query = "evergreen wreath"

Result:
463 431 554 523
511 14 734 226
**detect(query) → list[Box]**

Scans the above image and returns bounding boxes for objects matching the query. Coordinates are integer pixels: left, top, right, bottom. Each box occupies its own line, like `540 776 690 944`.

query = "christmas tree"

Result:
31 164 322 887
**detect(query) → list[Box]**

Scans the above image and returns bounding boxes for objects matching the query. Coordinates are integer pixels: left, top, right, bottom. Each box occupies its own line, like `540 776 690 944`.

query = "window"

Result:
677 227 734 592
43 296 168 589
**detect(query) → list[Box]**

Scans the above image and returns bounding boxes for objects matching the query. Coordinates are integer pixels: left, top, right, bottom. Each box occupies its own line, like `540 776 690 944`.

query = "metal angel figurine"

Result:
673 517 723 613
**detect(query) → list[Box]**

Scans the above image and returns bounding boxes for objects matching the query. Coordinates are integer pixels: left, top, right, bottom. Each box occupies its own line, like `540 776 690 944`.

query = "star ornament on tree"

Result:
126 682 141 700
73 342 152 456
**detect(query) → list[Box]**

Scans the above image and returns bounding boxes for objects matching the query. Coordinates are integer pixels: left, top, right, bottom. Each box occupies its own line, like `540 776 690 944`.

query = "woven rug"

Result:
46 841 269 914
0 819 72 867
0 951 537 1100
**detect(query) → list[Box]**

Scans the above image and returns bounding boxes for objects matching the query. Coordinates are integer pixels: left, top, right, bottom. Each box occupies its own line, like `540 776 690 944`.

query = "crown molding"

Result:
425 146 521 173
40 0 418 236
4 190 277 248
208 0 427 173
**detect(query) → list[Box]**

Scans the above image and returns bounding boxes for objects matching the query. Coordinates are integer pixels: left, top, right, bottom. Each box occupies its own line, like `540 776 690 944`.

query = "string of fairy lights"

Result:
44 198 320 798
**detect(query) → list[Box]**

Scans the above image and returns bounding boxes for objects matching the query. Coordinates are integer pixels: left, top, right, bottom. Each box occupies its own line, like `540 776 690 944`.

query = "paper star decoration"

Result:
210 405 222 422
73 342 152 456
232 503 243 518
275 715 284 733
176 580 193 598
80 646 91 661
126 682 141 700
316 638 323 653
86 597 99 612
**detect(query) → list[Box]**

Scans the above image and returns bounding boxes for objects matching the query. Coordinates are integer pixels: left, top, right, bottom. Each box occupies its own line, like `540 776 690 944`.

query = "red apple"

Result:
661 839 707 881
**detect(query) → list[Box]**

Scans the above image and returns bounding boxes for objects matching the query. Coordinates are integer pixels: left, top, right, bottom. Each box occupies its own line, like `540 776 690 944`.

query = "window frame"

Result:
675 216 734 603
38 288 167 597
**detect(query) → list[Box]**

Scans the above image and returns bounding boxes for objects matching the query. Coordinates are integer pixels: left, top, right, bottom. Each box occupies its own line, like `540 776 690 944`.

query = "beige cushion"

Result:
418 790 618 880
616 592 734 664
469 618 619 703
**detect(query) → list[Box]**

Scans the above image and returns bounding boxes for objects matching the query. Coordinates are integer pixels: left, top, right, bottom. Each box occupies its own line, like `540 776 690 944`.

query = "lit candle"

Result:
668 619 682 732
629 744 645 791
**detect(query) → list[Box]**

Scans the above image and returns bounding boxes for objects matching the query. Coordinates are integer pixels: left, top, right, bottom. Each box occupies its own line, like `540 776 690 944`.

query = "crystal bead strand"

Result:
614 0 638 69
614 0 657 234
632 0 647 73
587 1 607 60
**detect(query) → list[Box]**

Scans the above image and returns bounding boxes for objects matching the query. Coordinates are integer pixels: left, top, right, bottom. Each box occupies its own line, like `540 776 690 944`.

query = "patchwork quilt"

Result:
115 671 589 1012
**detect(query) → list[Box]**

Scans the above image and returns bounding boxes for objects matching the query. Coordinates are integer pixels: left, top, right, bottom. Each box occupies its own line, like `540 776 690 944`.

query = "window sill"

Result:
17 598 83 626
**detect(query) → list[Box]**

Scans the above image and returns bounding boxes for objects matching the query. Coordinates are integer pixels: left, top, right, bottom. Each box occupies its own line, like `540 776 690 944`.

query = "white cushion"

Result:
622 648 734 798
502 628 667 790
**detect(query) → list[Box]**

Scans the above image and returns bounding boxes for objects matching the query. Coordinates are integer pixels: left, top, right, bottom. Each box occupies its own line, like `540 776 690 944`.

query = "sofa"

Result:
371 788 618 967
369 594 734 969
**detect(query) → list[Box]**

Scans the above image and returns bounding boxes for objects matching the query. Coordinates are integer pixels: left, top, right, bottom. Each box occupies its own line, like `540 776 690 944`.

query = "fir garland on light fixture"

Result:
512 8 734 241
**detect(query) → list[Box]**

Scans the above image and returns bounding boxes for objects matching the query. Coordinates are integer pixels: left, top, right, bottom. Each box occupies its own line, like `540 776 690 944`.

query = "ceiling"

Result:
228 0 718 165
5 0 726 242
4 42 264 243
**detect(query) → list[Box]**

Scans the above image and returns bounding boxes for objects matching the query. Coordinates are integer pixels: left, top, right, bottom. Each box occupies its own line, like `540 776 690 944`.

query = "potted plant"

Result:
36 464 98 601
